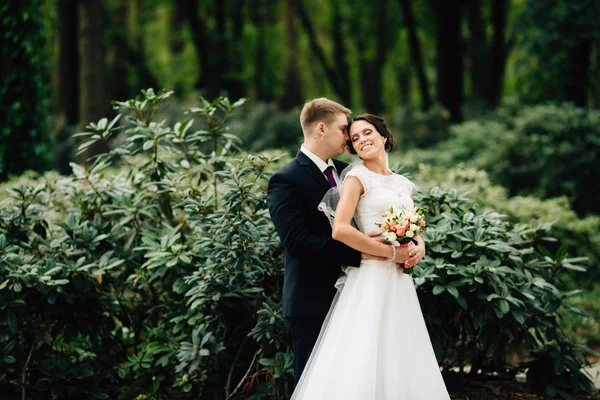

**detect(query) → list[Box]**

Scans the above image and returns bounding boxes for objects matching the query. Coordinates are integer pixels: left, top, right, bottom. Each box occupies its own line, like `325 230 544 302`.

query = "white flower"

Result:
410 214 419 223
405 230 415 238
383 231 397 242
409 223 418 231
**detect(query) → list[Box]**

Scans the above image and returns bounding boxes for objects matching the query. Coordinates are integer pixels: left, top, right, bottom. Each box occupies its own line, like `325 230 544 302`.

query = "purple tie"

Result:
324 166 337 188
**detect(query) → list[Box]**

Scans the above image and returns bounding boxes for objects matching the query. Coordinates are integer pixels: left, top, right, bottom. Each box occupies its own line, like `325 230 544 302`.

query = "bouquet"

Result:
377 206 427 275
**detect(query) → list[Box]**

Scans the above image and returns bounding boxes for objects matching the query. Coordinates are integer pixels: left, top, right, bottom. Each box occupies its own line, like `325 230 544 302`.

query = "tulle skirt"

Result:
291 260 450 400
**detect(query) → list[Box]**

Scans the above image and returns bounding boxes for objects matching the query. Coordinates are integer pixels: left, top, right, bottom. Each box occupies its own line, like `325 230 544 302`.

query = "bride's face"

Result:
349 120 386 159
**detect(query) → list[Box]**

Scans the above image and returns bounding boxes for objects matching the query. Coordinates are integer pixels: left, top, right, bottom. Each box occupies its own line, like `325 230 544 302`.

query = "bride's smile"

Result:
348 118 391 174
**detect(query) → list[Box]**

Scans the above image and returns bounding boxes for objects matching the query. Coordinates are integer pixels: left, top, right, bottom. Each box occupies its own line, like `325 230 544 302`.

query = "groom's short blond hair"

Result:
300 98 352 136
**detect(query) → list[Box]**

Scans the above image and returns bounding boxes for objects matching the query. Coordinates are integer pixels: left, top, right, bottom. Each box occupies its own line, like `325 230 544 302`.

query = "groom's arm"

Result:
267 172 361 267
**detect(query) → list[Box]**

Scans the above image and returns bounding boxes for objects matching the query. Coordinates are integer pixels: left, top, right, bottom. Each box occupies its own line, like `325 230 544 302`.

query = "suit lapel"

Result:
296 151 331 193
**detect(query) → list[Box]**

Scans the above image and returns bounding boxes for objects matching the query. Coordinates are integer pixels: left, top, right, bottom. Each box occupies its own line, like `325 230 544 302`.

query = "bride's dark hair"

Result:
347 114 396 154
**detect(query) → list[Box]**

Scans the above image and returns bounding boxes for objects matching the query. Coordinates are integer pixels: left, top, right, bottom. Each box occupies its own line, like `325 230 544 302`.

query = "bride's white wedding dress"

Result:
291 164 450 400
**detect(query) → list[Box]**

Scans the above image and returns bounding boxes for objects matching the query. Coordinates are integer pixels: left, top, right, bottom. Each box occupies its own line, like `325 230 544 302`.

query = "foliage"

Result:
559 285 600 352
398 163 600 286
499 104 600 216
0 91 597 399
0 1 52 179
512 0 600 104
395 101 600 214
410 185 596 398
393 102 600 287
0 90 291 399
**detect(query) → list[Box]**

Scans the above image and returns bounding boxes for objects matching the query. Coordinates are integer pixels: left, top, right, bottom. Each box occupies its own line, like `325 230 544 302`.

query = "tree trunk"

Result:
223 0 246 100
170 1 184 55
397 62 412 104
111 0 130 102
398 0 431 110
252 0 275 101
489 0 508 107
565 40 592 107
358 0 390 114
206 0 226 99
432 0 464 122
331 1 351 106
280 0 303 109
467 0 508 108
58 0 79 125
466 0 490 108
79 0 109 159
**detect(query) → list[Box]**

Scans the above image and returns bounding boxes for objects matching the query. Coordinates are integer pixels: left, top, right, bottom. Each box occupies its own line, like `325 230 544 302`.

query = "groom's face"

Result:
322 113 349 157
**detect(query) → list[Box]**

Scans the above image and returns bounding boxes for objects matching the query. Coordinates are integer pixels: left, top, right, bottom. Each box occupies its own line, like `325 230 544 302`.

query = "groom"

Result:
267 98 421 385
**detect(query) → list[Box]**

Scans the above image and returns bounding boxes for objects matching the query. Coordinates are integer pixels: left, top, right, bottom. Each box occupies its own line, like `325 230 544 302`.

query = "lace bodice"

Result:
344 165 415 233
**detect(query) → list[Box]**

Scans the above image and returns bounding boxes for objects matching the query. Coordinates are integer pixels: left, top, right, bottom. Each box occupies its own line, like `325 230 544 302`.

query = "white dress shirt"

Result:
300 145 341 187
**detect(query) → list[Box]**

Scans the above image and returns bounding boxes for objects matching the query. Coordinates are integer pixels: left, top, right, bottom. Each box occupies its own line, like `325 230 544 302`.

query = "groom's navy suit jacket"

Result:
267 151 361 319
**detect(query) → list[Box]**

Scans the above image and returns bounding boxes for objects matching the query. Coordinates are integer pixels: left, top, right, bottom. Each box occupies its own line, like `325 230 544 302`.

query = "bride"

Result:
291 114 450 399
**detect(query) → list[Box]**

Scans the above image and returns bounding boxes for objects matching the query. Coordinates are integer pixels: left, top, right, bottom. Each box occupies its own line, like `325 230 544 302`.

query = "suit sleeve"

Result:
267 171 361 267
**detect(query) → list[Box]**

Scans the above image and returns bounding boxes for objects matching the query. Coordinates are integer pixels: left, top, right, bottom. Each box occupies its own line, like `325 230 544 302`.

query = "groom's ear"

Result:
317 122 325 135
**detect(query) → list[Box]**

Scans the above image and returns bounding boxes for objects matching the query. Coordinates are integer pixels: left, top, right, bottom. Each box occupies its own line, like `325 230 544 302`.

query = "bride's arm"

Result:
332 176 408 263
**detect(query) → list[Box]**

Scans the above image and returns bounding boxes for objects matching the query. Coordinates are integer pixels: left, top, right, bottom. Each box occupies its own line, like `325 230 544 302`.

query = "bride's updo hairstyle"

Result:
347 114 396 154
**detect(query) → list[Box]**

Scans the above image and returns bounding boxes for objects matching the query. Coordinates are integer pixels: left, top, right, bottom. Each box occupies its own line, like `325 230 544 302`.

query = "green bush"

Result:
0 90 292 399
399 164 600 286
0 90 596 399
392 104 452 148
229 102 303 154
503 104 600 216
413 186 596 398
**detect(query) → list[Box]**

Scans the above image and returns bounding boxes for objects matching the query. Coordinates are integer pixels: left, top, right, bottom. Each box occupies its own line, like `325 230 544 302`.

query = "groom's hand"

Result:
362 253 387 261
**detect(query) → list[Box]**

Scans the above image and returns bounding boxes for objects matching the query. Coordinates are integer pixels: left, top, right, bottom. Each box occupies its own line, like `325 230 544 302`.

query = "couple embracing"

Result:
267 98 450 399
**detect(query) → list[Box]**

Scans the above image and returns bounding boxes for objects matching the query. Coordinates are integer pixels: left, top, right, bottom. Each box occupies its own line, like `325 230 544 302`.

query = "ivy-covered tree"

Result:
0 0 51 180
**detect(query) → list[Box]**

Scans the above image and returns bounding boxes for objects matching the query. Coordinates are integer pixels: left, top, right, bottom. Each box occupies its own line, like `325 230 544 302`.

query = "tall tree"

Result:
223 1 246 100
180 0 247 100
489 0 509 107
398 0 432 111
54 0 80 174
250 0 277 101
354 0 397 114
78 0 109 158
431 0 464 122
58 0 79 125
280 0 303 109
466 0 509 109
296 0 351 105
111 0 130 103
